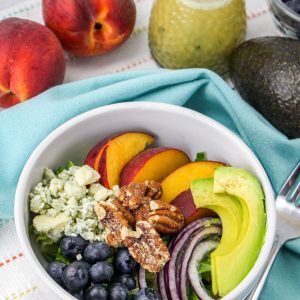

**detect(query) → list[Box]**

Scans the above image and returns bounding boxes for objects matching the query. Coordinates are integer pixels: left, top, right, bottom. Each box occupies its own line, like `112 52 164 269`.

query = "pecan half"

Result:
94 201 130 247
123 221 170 273
118 182 148 210
145 180 162 199
111 198 135 226
135 200 184 234
118 181 163 210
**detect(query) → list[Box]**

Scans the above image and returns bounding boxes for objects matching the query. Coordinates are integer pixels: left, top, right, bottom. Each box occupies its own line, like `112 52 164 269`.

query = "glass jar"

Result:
149 0 246 76
268 0 300 39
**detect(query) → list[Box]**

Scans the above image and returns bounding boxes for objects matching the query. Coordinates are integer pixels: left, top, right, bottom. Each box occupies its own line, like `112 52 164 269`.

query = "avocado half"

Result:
191 167 266 296
230 36 300 139
191 178 243 294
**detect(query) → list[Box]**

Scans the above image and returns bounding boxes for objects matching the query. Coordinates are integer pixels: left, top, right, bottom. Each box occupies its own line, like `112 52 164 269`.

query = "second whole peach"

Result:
42 0 136 57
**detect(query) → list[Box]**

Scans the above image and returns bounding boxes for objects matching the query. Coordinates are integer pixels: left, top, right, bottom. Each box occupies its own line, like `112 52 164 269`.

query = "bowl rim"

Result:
14 102 276 300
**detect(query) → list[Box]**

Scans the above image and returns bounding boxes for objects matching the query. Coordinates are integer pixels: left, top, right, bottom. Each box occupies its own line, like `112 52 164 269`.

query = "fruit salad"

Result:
29 131 266 300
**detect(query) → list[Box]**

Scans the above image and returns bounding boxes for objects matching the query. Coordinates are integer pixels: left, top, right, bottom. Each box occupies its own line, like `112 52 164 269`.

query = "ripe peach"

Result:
85 132 155 188
119 147 190 186
0 18 65 108
42 0 136 57
161 161 225 203
85 135 114 171
170 189 216 225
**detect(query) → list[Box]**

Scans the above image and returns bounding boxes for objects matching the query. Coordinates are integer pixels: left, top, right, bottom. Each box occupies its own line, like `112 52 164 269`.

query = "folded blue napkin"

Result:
0 69 299 299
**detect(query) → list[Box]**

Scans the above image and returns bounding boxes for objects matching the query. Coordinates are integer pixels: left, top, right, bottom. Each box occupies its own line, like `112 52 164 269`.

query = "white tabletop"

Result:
0 0 22 10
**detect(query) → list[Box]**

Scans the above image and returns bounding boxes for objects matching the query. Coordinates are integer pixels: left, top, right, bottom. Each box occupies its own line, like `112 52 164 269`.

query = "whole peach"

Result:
0 18 65 109
42 0 136 57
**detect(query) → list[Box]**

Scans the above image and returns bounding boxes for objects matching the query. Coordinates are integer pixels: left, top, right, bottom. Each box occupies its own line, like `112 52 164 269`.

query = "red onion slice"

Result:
138 267 147 289
179 226 222 300
158 268 169 300
167 219 218 300
188 240 220 300
170 218 221 252
168 224 221 300
166 218 221 300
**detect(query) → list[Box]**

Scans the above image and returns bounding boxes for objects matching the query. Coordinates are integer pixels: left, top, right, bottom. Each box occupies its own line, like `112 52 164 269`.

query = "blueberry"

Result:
114 248 138 274
71 290 86 300
61 236 88 260
84 242 112 264
46 261 65 286
135 288 162 300
108 283 129 300
89 261 114 283
116 274 136 291
62 261 90 292
86 284 108 300
79 260 91 270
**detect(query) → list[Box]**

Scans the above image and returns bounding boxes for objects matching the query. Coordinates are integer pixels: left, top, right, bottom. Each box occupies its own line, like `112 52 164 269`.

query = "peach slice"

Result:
85 132 155 189
119 147 190 186
85 135 113 171
161 161 225 203
170 189 216 225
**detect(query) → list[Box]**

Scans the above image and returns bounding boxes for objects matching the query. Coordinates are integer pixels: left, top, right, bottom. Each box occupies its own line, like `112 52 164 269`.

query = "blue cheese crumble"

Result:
29 165 119 242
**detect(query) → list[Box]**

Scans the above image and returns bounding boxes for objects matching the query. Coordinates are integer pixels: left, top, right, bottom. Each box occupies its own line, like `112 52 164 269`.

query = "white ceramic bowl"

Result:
15 102 276 300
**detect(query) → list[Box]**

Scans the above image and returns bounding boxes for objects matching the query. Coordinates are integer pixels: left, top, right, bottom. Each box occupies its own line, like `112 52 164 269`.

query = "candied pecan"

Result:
94 201 130 247
111 198 135 226
118 181 163 211
134 202 150 223
123 221 170 273
145 180 162 199
118 182 148 210
135 200 184 234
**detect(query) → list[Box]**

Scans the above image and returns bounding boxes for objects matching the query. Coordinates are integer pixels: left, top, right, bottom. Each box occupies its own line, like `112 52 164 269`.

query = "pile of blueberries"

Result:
283 0 300 14
46 236 161 300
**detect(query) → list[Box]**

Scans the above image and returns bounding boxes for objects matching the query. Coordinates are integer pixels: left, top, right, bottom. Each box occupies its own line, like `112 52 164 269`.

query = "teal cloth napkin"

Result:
0 69 299 299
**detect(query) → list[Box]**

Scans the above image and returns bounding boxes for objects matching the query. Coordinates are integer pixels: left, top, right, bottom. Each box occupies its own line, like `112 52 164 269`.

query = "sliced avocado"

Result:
191 178 243 294
214 167 266 296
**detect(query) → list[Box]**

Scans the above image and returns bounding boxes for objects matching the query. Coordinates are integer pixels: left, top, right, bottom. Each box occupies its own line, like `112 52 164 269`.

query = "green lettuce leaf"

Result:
129 288 139 297
55 247 70 265
35 233 60 262
30 225 60 262
190 289 200 300
198 256 211 274
55 160 75 175
195 152 207 162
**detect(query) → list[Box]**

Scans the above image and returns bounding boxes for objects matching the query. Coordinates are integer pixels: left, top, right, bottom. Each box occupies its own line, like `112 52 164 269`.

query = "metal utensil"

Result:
247 162 300 300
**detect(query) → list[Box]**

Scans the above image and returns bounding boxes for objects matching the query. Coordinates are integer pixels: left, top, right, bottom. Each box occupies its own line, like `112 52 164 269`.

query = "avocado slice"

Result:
191 167 266 296
215 167 266 296
191 178 243 294
230 36 300 138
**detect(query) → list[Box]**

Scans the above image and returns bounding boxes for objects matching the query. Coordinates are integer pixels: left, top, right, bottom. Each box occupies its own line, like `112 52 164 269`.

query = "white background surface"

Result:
0 0 21 10
0 0 278 299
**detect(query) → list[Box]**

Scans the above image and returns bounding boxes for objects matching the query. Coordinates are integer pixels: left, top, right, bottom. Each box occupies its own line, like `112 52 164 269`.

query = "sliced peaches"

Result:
85 135 112 171
170 189 216 225
119 147 190 186
85 132 155 188
161 161 225 203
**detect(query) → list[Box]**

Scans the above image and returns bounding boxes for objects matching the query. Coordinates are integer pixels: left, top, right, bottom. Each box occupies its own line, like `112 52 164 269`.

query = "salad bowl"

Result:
14 102 276 300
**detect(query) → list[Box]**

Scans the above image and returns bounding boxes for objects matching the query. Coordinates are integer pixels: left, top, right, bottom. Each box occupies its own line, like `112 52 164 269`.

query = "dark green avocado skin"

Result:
230 36 300 139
